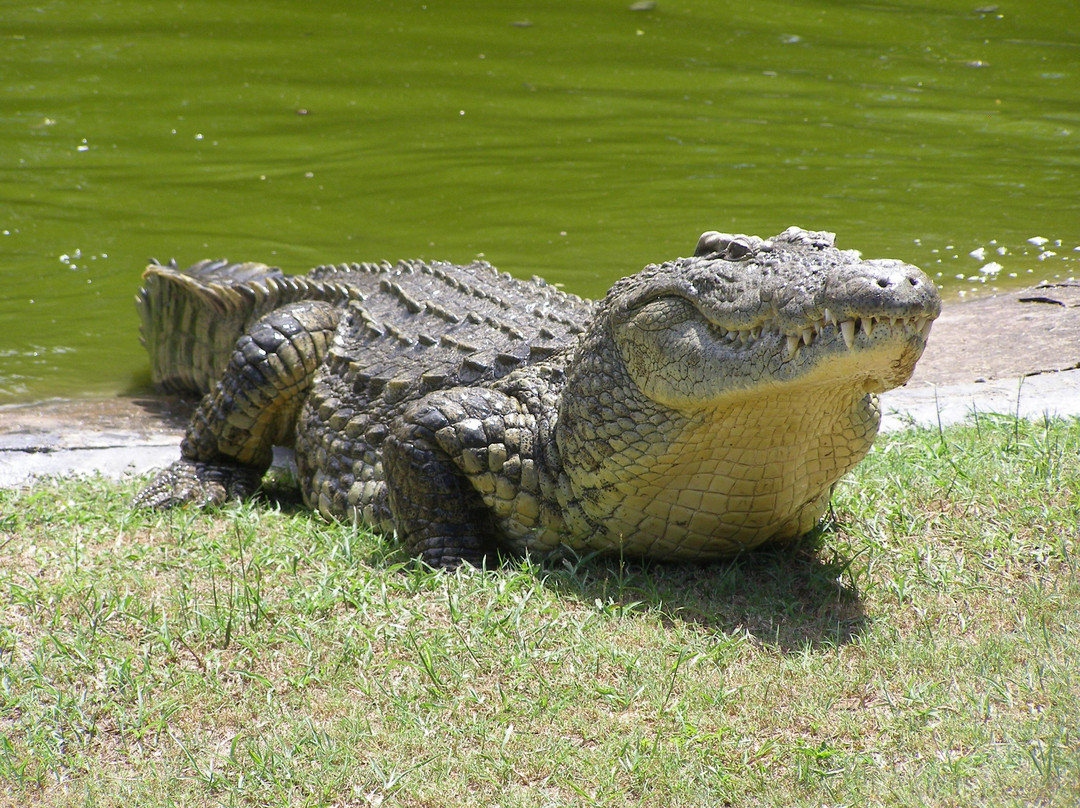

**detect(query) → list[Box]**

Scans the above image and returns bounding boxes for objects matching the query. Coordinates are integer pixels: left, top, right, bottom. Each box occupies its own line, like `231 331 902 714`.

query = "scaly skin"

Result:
135 227 941 568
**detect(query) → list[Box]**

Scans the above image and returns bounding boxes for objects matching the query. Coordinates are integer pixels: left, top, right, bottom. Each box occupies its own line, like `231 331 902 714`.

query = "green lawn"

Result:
2 415 1078 807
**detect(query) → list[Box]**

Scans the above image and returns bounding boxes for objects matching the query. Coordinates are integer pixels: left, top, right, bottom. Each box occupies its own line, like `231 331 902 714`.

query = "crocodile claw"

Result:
134 459 261 510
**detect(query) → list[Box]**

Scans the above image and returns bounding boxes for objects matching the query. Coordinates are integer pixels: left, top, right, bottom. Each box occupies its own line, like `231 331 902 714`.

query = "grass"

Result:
1 414 1078 807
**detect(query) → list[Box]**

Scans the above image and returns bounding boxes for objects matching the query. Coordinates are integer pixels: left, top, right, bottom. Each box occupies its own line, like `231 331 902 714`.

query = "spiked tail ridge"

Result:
137 259 357 395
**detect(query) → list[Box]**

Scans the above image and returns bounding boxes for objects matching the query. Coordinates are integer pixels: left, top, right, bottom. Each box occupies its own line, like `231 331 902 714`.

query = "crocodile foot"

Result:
134 459 263 510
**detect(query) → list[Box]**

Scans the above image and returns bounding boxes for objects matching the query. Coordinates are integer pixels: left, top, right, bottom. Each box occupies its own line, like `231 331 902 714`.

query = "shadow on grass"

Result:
256 473 866 653
537 531 867 653
256 475 309 512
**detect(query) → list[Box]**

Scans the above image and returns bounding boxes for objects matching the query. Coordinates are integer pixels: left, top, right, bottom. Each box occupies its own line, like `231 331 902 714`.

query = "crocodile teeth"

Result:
801 328 814 346
840 320 856 350
823 307 834 325
920 319 933 340
785 334 801 360
862 317 874 338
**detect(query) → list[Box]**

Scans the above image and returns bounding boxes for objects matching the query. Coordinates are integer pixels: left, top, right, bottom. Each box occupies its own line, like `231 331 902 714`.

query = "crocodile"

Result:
135 227 940 568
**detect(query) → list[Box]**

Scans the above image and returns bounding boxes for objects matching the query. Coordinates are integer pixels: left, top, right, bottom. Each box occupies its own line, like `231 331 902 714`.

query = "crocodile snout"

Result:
830 259 941 320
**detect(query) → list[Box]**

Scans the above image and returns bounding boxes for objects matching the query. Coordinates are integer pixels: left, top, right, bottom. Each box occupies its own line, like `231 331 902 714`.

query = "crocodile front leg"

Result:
135 301 340 509
383 384 559 570
382 395 498 569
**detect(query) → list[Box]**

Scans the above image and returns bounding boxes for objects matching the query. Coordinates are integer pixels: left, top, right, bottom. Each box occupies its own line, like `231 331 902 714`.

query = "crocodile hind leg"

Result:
135 301 341 509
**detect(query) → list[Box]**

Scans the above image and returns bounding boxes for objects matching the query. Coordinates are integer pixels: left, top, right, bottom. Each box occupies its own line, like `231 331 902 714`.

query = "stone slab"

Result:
908 281 1080 386
880 368 1080 433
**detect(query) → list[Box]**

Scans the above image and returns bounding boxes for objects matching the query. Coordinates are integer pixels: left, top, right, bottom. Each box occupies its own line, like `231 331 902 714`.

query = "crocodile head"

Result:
555 226 941 558
606 226 941 410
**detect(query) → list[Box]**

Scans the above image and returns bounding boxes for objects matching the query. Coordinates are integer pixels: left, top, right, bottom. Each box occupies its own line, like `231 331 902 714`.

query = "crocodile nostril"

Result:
874 274 920 289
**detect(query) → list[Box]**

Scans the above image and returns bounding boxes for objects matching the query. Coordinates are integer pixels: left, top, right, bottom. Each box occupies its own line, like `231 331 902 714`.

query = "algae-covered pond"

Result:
2 0 1078 402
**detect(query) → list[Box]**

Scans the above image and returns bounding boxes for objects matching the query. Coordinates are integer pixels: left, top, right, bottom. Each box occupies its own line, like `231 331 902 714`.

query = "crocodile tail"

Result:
136 259 358 395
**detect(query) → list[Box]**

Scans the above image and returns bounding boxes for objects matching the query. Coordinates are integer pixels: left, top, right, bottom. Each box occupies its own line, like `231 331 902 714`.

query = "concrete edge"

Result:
2 369 1079 489
878 368 1080 433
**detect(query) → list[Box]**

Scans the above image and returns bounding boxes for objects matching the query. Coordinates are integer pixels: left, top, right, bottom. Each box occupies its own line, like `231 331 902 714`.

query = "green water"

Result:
2 0 1078 402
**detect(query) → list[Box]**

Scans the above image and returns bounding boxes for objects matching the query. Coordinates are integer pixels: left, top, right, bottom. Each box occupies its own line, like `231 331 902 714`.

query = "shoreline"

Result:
3 282 1079 488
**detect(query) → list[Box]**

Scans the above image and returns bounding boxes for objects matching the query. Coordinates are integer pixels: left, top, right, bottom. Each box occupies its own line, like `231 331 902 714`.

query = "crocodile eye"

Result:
723 239 752 260
695 231 729 257
694 232 755 261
